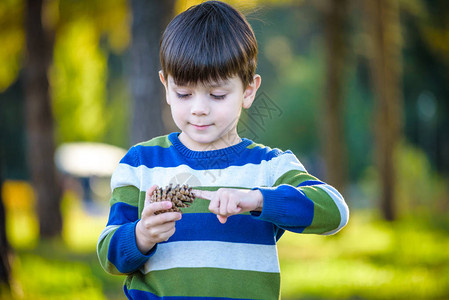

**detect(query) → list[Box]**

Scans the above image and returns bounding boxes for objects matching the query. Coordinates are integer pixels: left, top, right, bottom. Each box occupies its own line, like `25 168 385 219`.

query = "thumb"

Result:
217 215 228 224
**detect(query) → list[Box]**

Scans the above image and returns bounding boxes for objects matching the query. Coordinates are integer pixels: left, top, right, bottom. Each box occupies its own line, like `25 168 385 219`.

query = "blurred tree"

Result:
51 0 131 147
401 0 449 175
129 0 176 145
0 158 11 293
24 0 62 237
320 0 348 191
364 0 403 220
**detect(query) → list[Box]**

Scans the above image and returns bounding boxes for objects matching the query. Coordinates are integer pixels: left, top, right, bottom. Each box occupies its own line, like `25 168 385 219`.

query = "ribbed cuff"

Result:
250 186 289 223
119 221 156 270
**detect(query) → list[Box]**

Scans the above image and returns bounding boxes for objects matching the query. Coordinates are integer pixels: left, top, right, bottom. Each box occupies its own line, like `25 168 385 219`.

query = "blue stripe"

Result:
297 180 325 187
120 139 285 170
125 288 248 300
168 213 276 245
107 202 138 226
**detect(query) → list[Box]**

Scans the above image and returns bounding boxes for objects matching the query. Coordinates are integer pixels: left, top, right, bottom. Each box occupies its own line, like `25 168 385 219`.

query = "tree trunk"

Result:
0 157 11 292
129 0 176 145
365 0 402 221
321 0 348 192
24 0 63 237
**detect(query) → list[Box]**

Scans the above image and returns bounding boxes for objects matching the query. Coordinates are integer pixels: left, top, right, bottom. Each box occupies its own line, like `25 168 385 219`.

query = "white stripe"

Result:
110 163 140 192
111 154 306 192
141 240 280 274
97 225 120 250
272 152 307 181
318 185 349 235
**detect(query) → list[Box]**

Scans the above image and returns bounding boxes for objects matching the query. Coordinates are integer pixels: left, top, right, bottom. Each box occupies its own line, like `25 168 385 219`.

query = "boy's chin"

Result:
179 132 216 149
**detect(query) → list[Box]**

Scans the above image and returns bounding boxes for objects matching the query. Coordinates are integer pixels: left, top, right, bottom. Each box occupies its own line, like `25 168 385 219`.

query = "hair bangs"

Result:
160 1 257 87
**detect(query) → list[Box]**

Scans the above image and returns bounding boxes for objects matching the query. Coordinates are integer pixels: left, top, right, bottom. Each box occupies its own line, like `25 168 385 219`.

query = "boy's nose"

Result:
190 96 210 115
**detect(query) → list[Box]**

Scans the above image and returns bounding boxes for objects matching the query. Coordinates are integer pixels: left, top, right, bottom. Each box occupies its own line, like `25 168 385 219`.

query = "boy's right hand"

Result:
135 185 182 254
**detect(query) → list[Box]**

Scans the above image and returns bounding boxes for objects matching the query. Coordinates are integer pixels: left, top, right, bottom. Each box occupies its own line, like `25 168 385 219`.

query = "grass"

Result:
278 211 449 299
2 180 449 299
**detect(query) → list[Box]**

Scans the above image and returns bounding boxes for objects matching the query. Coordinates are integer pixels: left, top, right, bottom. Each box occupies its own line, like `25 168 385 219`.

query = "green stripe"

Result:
274 169 315 187
126 267 280 299
246 141 267 150
111 185 140 207
136 135 172 148
97 227 121 274
302 185 340 233
138 190 146 216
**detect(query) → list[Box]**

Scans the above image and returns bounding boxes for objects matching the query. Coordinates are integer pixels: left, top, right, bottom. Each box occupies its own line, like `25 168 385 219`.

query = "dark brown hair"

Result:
160 1 257 87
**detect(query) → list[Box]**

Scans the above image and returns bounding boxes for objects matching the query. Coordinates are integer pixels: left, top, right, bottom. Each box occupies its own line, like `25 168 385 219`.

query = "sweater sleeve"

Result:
251 152 349 235
97 147 156 275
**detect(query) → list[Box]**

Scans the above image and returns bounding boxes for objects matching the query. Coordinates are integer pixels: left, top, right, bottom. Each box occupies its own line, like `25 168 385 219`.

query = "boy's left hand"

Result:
193 188 263 224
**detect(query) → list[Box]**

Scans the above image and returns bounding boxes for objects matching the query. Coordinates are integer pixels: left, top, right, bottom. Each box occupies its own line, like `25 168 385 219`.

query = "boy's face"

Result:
160 73 261 151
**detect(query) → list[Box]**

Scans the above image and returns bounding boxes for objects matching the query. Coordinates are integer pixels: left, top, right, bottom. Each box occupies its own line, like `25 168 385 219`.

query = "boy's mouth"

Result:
190 123 211 130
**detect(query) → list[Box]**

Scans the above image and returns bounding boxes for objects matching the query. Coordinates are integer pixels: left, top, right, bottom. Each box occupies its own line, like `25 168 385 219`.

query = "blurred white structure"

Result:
55 142 127 177
55 142 127 212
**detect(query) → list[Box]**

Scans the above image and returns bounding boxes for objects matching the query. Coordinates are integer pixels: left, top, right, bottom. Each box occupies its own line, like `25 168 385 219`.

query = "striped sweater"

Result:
97 132 349 299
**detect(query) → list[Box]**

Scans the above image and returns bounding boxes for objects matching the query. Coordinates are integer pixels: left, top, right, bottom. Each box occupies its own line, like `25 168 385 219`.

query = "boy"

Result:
97 1 349 299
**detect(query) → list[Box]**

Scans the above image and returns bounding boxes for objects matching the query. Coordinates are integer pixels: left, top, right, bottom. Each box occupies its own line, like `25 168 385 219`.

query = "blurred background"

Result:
1 0 448 299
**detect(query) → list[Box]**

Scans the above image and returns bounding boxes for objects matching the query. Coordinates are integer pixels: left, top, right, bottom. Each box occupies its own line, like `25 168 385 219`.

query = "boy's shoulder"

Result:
134 134 172 148
240 139 302 169
244 139 292 158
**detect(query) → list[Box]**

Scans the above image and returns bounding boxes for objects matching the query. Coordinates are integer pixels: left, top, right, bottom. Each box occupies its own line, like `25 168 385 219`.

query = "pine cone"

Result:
150 184 196 214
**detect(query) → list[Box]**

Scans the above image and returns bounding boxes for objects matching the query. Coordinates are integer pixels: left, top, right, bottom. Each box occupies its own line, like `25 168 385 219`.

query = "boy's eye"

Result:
211 94 226 100
176 93 191 99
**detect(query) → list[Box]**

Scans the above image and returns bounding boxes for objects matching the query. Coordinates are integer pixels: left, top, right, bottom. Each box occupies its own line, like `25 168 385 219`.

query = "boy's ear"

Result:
242 75 261 109
159 70 170 105
159 70 167 87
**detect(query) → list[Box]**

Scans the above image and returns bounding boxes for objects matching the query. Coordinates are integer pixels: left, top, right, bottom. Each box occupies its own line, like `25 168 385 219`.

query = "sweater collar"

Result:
168 132 252 159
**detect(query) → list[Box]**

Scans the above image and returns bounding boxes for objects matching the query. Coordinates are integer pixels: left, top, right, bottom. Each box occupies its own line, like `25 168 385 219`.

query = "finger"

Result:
143 201 173 217
159 227 177 242
148 224 177 244
140 211 181 230
192 189 216 201
145 185 159 207
217 215 228 224
208 196 220 215
154 220 177 234
227 198 242 215
219 194 229 216
154 211 182 224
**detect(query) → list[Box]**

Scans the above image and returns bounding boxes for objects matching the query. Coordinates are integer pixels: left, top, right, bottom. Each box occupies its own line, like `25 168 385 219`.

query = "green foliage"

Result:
50 0 131 147
278 211 449 299
51 19 108 143
3 188 123 300
395 141 448 215
248 5 315 152
0 0 23 93
358 141 449 216
12 253 106 300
